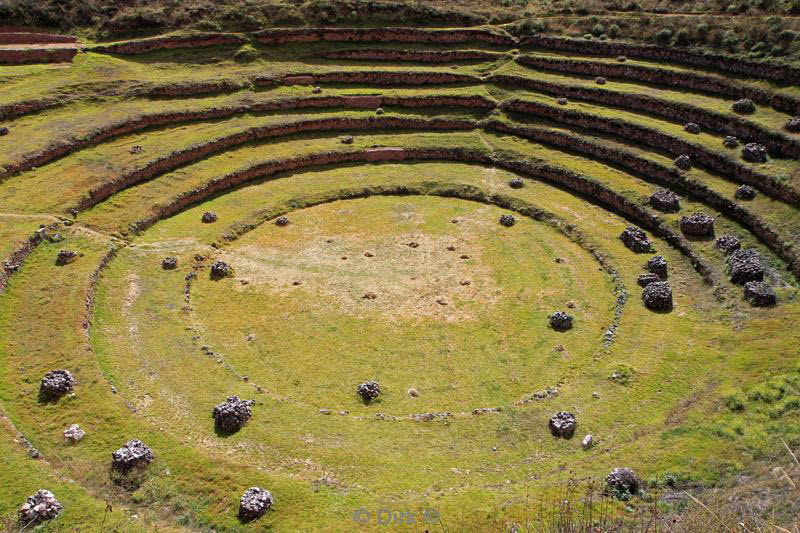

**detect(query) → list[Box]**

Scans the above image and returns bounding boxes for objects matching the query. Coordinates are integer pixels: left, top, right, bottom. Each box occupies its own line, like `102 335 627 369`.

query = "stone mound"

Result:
55 250 77 266
239 487 273 522
162 257 178 270
679 212 715 237
674 154 692 170
785 117 800 132
637 272 661 287
684 122 701 134
508 177 524 189
210 260 233 279
201 211 217 223
64 424 85 444
606 467 640 497
213 396 254 432
742 143 767 163
499 214 516 227
0 126 9 136
111 439 154 473
595 76 606 84
549 311 573 331
646 255 668 278
129 145 143 154
649 189 680 213
732 98 756 114
357 381 381 403
40 369 75 401
18 489 62 525
616 55 626 62
735 185 756 200
723 135 739 148
275 216 289 226
341 135 353 144
619 226 653 253
642 281 673 311
716 235 741 254
548 411 576 439
728 248 764 284
375 107 384 114
743 281 776 307
556 97 568 105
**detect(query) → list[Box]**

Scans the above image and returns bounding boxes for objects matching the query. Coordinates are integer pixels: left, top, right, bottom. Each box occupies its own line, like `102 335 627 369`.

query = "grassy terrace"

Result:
0 29 798 531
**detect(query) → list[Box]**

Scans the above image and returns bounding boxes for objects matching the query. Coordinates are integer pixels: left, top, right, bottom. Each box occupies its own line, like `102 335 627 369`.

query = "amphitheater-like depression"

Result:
0 26 799 531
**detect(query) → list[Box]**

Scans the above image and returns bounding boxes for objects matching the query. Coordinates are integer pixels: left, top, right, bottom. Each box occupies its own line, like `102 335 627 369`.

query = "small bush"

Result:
608 23 620 38
233 44 259 62
654 28 673 45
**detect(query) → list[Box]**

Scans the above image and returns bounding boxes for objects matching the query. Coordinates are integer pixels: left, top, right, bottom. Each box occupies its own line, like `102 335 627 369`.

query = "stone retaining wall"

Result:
310 49 501 63
252 27 516 46
0 47 78 64
0 33 76 44
90 33 244 55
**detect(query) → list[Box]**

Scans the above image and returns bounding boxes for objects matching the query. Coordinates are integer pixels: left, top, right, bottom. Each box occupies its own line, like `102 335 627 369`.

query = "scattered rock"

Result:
742 143 768 163
201 211 217 223
239 487 273 522
556 97 568 105
406 241 419 248
649 189 681 213
509 177 524 189
674 154 692 170
64 424 85 444
732 98 756 114
785 117 800 133
548 412 576 439
460 279 471 286
364 251 374 257
111 439 154 473
549 311 573 331
616 55 627 62
595 76 606 85
684 122 701 134
162 257 178 270
680 212 715 237
40 370 75 401
129 145 143 154
606 467 640 497
311 86 322 94
407 388 419 397
0 126 9 136
436 297 448 305
620 226 653 253
375 107 384 115
341 135 353 144
642 281 673 311
582 434 594 449
213 396 254 433
716 234 741 254
357 381 381 403
460 254 470 259
592 392 600 399
637 272 661 287
728 248 764 284
723 135 739 148
210 260 233 279
18 490 62 525
55 250 77 266
566 300 576 309
275 216 289 226
735 185 756 200
743 281 776 307
499 214 516 227
646 255 668 278
319 408 331 414
362 292 377 300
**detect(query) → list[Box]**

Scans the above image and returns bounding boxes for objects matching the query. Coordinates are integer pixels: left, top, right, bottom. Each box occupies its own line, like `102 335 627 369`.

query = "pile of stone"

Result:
341 135 353 144
548 411 576 438
275 216 289 226
375 107 384 115
111 439 154 473
509 177 524 189
556 97 568 105
162 257 178 270
499 214 516 227
684 122 701 134
716 235 741 254
617 56 627 62
606 467 640 498
637 272 661 287
679 212 715 237
644 256 667 279
785 117 800 132
129 145 143 154
56 250 77 266
213 396 254 433
649 189 680 213
595 76 606 85
210 260 233 279
619 226 653 253
735 185 756 200
312 86 322 94
18 490 62 525
732 98 756 114
674 154 692 170
642 281 672 311
239 487 273 522
742 143 767 163
744 281 776 307
64 424 85 444
357 381 381 403
201 211 217 223
723 136 739 148
728 248 764 284
40 370 75 401
549 311 573 331
0 126 9 136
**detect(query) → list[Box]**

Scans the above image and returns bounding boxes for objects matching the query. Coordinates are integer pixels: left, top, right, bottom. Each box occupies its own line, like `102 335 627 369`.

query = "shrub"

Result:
675 28 691 46
654 28 673 45
233 44 259 62
722 30 739 51
608 23 620 37
592 23 605 36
